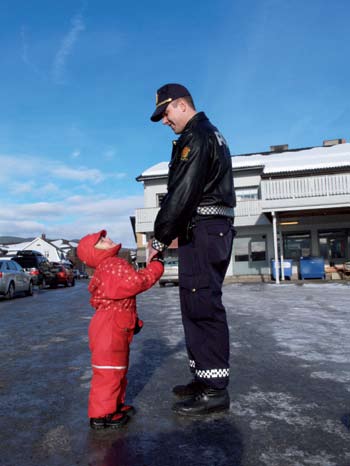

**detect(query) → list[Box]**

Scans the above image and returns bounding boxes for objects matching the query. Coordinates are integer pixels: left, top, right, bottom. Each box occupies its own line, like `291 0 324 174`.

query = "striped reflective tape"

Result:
92 364 127 370
196 368 230 379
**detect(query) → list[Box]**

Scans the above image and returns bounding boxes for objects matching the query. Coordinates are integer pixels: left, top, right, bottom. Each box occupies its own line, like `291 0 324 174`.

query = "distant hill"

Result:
0 236 34 245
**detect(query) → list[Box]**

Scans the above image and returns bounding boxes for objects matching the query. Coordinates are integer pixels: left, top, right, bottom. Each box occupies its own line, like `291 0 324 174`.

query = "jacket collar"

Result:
182 112 208 134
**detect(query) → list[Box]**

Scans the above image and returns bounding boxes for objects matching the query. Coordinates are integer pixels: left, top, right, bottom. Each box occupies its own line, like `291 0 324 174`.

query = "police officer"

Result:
148 83 236 416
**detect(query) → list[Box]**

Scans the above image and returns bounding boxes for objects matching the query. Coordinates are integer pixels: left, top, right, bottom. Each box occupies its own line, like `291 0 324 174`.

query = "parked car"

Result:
51 264 75 287
79 271 89 279
12 250 56 288
159 257 179 286
0 259 34 299
73 269 80 280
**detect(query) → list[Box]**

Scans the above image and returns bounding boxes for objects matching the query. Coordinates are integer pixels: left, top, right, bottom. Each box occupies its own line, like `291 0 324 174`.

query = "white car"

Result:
0 258 34 299
159 258 179 286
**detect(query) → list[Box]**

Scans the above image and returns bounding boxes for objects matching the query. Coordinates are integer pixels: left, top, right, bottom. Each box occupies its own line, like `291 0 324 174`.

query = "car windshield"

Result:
164 259 178 266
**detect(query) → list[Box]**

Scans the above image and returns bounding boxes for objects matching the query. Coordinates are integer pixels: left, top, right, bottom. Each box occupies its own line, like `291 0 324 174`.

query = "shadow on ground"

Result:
86 417 243 466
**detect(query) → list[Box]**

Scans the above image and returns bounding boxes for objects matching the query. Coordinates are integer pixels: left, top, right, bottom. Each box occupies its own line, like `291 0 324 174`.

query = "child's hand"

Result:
150 252 164 264
134 318 144 335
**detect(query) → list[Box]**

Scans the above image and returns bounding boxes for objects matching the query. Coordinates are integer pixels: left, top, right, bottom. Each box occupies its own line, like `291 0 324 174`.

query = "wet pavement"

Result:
0 280 350 466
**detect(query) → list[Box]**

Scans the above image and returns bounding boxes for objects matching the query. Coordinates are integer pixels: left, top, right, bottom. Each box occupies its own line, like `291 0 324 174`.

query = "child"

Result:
77 229 164 430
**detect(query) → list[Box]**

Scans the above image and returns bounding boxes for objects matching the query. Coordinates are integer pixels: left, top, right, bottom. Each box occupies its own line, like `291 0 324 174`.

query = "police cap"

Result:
150 83 191 122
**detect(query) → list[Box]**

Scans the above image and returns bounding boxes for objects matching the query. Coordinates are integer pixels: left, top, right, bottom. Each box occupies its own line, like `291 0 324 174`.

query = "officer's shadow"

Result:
126 336 184 401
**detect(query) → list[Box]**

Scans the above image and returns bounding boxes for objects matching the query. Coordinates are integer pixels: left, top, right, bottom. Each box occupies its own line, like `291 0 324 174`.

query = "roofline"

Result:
136 174 169 182
233 145 315 157
262 164 350 177
137 143 350 180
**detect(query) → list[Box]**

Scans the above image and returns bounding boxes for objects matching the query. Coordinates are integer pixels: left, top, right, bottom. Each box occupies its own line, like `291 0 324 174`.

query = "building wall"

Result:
136 144 350 278
144 179 167 208
233 214 350 278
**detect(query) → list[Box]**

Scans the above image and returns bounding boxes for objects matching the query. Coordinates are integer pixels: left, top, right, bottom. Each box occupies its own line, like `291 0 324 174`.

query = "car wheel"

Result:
39 278 46 290
71 278 75 287
6 282 15 300
26 281 34 296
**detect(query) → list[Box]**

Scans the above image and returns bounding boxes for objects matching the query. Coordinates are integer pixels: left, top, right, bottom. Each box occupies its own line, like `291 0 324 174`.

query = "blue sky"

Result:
1 0 349 246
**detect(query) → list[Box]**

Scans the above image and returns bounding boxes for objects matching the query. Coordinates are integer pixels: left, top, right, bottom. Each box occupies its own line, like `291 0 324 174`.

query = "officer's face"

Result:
162 100 187 134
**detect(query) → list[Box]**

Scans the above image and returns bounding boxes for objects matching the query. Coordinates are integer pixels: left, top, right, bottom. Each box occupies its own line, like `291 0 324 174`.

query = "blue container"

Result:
299 256 325 279
271 259 293 280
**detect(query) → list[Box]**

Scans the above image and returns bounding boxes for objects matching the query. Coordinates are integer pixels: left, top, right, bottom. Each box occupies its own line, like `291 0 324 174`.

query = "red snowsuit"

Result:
77 231 163 418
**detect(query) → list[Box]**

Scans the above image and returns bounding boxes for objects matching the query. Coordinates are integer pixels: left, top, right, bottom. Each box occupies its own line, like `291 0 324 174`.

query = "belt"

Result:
196 205 234 217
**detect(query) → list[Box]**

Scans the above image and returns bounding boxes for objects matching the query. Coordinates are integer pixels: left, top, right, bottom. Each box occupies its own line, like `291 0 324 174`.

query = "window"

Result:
283 232 311 260
157 193 166 207
13 262 23 271
234 237 249 262
234 237 266 262
235 188 259 201
8 261 17 270
251 240 266 262
319 230 348 261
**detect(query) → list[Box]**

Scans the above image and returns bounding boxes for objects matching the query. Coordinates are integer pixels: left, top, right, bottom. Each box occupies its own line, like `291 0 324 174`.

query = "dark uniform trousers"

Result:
178 216 235 390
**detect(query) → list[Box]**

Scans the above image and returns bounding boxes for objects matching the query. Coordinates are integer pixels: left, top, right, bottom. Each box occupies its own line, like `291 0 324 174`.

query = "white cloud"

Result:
71 150 81 158
109 172 127 180
0 153 110 185
8 179 62 197
0 153 127 187
0 154 37 179
52 13 85 84
51 166 105 183
0 194 143 247
38 183 60 195
10 181 36 195
104 149 116 159
0 151 140 246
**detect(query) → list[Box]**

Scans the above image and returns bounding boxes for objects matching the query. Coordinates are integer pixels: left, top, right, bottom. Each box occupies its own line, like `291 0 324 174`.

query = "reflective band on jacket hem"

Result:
92 364 127 370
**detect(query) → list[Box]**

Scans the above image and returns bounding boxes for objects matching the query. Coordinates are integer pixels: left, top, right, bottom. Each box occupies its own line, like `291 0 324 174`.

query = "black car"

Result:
12 250 56 288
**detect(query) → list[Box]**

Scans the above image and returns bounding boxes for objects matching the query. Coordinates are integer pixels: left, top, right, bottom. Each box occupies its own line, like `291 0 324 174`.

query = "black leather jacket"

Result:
154 112 236 247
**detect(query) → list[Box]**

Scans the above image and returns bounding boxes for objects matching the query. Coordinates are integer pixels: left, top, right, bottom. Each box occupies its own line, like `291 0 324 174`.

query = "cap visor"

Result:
150 104 167 122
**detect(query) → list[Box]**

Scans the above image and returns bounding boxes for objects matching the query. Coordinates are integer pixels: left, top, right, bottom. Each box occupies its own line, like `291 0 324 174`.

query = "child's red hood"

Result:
77 229 121 268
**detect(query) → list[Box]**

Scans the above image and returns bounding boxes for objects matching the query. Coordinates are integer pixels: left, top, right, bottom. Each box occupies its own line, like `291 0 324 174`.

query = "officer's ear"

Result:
178 98 187 113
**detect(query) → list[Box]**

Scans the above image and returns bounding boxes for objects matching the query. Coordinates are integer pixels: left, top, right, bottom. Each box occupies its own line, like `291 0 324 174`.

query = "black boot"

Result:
172 388 230 416
90 417 106 430
105 412 129 429
90 412 129 430
172 379 204 398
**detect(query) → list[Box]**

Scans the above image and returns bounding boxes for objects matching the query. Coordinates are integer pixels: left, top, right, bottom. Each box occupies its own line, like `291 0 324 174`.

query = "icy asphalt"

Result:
0 280 350 466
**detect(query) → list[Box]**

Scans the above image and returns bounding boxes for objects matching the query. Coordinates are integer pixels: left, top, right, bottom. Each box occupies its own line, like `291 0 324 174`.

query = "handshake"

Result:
150 252 164 264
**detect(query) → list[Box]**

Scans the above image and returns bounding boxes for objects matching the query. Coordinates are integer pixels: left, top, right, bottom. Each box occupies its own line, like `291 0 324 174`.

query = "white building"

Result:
2 235 76 264
135 139 350 280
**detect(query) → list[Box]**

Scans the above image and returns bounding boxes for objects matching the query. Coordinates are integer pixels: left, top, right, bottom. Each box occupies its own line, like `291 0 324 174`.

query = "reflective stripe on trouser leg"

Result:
179 218 234 390
188 360 230 384
88 366 128 418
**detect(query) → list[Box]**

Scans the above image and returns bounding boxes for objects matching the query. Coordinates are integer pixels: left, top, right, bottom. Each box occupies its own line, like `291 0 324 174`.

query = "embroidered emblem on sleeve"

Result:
180 146 191 161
